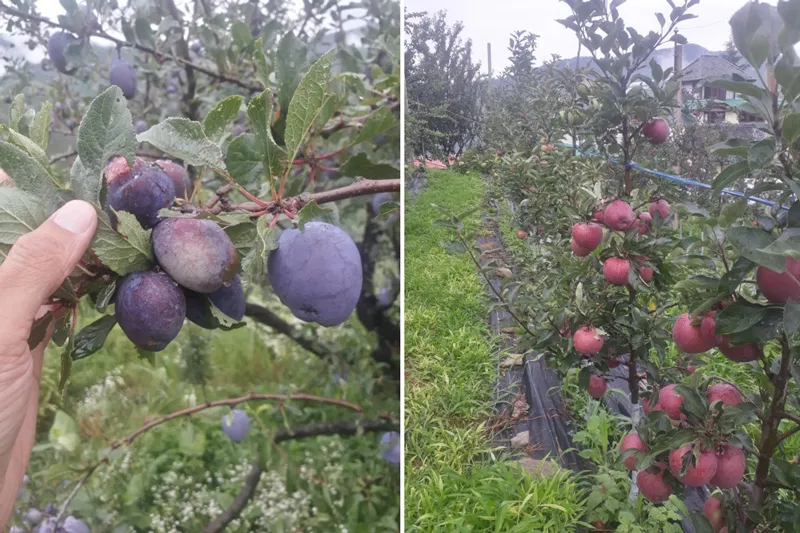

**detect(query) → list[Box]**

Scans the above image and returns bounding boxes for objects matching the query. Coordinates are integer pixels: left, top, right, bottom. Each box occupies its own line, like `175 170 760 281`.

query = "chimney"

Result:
674 38 683 128
487 42 492 79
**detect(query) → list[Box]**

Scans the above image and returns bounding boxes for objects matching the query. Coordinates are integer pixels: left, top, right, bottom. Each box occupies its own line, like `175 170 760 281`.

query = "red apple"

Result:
654 384 684 421
620 433 648 470
603 200 635 231
649 199 670 219
700 312 723 347
636 464 672 503
755 257 800 304
603 257 631 285
673 313 714 354
517 230 528 239
718 337 762 363
572 222 603 251
710 444 746 489
643 118 670 144
588 375 607 399
669 445 718 487
571 239 592 257
707 383 743 408
574 326 604 355
703 496 725 532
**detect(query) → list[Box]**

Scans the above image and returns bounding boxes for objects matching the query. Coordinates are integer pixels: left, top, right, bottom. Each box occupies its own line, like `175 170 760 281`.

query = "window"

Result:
707 111 725 124
703 86 726 100
739 112 759 123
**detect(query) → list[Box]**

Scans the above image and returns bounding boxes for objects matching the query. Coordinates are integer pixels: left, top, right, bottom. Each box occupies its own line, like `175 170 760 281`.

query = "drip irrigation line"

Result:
558 143 791 210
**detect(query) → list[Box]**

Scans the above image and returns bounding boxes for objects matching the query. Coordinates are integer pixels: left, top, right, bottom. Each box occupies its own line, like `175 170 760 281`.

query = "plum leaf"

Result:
31 101 52 151
113 211 154 262
0 141 59 200
226 134 264 189
283 49 335 166
203 95 243 142
138 118 225 171
247 89 286 179
3 128 52 174
0 187 53 245
48 410 80 453
71 315 118 361
90 210 153 275
252 38 271 87
353 107 396 146
296 200 339 229
241 216 278 277
74 86 137 205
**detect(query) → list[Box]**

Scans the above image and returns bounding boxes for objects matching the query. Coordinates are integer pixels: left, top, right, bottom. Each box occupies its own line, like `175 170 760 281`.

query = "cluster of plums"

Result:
619 382 746 513
10 485 88 533
104 154 363 352
48 30 137 99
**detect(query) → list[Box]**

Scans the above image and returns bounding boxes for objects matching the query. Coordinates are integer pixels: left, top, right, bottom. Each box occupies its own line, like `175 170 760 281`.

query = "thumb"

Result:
0 200 97 329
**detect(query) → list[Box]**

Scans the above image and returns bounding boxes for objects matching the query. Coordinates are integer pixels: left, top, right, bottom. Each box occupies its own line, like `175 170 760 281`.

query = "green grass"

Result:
404 170 586 532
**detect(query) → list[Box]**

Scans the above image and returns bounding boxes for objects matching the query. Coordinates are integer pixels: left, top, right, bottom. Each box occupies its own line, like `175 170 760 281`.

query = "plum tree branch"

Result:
114 392 362 447
0 5 263 92
198 178 401 216
202 418 400 533
53 392 363 520
244 303 330 358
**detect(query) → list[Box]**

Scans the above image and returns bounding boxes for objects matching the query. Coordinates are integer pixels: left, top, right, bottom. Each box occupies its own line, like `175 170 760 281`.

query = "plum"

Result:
107 165 175 229
25 508 42 524
44 504 57 516
115 270 186 351
63 516 90 533
267 221 363 327
155 159 192 199
153 218 238 293
166 83 178 95
189 40 204 56
221 409 250 442
48 32 77 74
135 119 148 134
110 59 137 99
37 518 58 533
380 431 401 464
185 274 246 329
9 527 24 533
104 155 145 185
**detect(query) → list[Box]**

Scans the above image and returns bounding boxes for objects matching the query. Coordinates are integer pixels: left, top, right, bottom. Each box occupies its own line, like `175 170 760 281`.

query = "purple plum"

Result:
25 508 42 524
185 274 245 329
106 165 175 229
48 32 77 74
63 516 90 533
380 431 400 464
221 409 250 442
135 119 148 134
154 159 192 199
153 218 238 294
115 271 186 351
267 222 363 327
110 59 137 99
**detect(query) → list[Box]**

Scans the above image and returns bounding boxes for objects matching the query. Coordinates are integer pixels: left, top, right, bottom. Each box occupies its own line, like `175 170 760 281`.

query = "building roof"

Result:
681 54 756 83
685 98 748 110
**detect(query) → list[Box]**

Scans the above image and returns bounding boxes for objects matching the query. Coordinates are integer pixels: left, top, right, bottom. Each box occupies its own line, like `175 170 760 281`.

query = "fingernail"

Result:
52 201 96 234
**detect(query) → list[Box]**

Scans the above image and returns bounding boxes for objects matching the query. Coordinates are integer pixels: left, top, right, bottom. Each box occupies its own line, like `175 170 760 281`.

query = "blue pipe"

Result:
558 143 789 210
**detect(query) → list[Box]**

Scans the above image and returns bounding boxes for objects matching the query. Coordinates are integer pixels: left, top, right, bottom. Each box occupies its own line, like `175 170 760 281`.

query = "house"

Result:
680 55 761 125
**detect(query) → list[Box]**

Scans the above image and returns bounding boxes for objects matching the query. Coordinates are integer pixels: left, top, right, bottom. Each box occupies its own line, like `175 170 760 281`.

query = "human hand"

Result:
0 190 97 528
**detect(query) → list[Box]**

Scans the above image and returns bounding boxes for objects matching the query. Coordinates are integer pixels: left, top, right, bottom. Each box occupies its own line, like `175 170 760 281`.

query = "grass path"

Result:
404 170 586 532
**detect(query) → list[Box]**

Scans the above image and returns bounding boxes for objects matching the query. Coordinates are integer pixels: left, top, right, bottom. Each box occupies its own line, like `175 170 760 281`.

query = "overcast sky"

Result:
404 0 782 73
